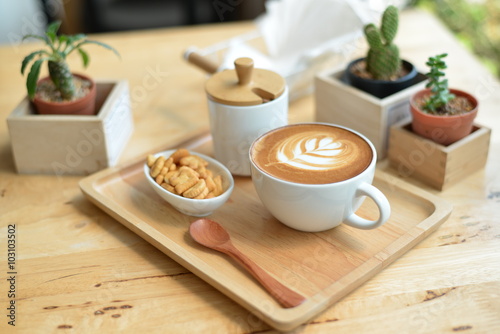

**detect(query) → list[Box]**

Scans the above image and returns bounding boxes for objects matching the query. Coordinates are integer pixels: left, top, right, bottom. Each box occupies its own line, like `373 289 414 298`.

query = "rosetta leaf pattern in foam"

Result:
276 134 353 171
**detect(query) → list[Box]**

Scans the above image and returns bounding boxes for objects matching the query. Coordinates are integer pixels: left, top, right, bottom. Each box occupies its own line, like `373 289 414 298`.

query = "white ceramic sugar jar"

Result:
205 57 288 176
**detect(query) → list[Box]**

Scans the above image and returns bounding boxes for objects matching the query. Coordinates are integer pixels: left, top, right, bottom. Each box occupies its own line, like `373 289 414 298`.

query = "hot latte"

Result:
250 123 373 184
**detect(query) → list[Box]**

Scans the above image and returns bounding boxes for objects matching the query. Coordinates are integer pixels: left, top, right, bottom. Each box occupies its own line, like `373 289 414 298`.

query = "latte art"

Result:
274 134 354 171
251 124 373 184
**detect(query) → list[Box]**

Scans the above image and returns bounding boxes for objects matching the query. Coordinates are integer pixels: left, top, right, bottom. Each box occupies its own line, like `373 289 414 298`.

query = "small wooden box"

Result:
388 121 491 190
315 67 427 159
7 80 133 175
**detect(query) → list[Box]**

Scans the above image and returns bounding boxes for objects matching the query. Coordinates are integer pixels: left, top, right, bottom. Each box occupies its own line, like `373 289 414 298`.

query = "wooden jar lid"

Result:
205 57 286 106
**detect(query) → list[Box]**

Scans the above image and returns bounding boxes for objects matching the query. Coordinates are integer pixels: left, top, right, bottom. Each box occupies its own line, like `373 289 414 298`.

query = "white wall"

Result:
0 1 47 44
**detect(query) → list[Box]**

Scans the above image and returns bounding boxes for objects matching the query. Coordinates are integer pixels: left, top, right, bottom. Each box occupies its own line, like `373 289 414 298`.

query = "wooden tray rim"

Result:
79 133 453 331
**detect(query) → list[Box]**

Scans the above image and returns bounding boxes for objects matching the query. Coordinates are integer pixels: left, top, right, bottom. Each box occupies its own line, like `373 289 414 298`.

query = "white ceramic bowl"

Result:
144 150 234 217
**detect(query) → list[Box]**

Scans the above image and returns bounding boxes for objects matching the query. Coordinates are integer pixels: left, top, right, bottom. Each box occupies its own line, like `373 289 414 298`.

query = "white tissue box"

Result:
7 80 133 175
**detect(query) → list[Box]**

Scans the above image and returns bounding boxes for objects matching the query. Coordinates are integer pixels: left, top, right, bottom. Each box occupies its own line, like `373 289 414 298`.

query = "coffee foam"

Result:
251 124 373 184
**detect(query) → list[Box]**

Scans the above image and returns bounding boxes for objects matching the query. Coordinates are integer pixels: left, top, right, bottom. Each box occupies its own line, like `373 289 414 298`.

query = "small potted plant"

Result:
21 21 119 115
410 53 478 145
8 21 133 175
345 5 418 99
315 5 427 159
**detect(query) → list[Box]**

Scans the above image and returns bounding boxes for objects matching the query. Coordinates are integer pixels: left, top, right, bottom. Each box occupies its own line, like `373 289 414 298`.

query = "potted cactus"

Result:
8 21 133 175
345 5 418 98
21 21 119 115
315 5 426 159
410 53 478 145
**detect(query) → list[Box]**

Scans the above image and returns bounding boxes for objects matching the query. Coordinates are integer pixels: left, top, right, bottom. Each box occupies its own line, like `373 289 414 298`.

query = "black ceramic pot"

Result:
345 58 419 99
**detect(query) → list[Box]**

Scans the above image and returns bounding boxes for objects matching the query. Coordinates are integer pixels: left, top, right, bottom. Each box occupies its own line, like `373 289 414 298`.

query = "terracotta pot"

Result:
32 73 97 115
410 88 478 146
345 58 418 99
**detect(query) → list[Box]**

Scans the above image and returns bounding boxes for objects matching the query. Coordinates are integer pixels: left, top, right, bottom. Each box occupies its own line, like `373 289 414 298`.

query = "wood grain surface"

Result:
1 9 499 334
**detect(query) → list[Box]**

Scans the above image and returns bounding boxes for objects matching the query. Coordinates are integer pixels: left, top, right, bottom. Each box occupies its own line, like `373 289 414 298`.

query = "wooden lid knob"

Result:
205 57 286 106
235 57 253 85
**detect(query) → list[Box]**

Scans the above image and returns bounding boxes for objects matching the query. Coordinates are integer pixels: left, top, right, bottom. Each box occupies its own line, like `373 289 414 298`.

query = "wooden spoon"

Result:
189 218 306 308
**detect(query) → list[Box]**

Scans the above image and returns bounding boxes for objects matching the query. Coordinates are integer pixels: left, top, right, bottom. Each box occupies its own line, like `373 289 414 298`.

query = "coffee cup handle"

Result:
344 182 391 230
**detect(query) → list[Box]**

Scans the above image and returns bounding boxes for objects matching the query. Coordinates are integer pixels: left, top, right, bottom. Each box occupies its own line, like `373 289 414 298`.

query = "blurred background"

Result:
0 0 266 37
1 0 499 77
410 0 500 77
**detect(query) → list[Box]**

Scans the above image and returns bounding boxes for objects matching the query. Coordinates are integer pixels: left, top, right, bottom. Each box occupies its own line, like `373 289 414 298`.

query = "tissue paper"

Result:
200 0 407 99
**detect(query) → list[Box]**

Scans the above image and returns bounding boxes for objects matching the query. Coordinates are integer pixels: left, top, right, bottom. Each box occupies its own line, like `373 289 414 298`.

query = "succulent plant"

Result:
21 21 119 100
423 53 456 113
364 5 401 80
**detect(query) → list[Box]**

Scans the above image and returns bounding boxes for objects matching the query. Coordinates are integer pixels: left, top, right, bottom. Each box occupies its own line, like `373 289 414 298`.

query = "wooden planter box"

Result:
388 120 491 190
7 80 133 175
315 67 427 160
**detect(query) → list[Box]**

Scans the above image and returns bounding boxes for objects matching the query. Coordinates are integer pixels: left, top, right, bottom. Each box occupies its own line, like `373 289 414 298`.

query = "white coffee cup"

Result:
207 87 288 176
249 123 390 232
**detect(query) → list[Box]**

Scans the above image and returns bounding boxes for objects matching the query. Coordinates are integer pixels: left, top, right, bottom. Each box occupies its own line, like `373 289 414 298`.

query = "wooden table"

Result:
1 9 499 333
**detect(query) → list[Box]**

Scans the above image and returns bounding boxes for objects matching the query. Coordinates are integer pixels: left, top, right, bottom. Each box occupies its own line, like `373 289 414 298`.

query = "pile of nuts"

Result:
147 149 224 199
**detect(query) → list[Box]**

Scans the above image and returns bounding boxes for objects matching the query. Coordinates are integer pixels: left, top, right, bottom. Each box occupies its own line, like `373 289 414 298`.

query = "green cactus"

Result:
364 5 401 80
21 21 119 100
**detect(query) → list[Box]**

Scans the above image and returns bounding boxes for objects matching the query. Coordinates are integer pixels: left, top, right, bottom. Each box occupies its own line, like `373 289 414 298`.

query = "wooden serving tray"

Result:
79 133 453 331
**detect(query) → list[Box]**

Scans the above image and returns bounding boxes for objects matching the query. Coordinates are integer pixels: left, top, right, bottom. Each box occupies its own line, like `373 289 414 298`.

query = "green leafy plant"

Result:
364 5 401 80
423 53 456 113
21 21 119 100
